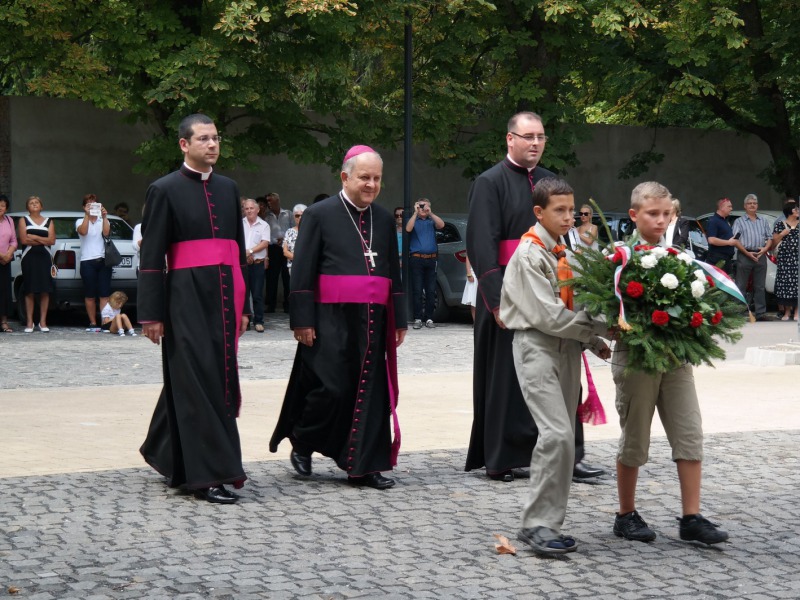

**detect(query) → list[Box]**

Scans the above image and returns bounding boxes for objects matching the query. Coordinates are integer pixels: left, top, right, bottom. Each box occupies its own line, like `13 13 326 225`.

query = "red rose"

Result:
690 312 703 328
711 310 723 325
667 247 679 255
634 244 655 251
626 281 644 298
651 310 670 326
706 276 715 287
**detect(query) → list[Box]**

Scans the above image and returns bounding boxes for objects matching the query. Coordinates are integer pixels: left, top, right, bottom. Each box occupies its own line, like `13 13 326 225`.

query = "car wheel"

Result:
431 282 450 323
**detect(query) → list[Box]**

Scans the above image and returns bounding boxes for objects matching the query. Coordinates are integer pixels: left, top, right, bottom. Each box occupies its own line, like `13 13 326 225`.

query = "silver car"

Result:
9 211 139 321
431 213 469 322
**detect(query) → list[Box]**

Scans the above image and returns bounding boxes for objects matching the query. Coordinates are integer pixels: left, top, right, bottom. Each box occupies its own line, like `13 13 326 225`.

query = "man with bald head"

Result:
465 111 603 483
269 146 407 490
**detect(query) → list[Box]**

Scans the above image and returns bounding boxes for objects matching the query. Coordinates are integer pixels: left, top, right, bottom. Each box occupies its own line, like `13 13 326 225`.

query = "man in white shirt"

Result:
242 198 271 331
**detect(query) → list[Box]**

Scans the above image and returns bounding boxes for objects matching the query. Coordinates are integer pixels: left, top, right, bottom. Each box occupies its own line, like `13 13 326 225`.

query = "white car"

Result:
9 211 139 321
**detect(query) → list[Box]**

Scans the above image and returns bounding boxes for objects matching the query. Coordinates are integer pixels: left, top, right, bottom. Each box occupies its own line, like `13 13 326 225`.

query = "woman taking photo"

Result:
17 195 55 332
76 193 112 332
0 194 18 332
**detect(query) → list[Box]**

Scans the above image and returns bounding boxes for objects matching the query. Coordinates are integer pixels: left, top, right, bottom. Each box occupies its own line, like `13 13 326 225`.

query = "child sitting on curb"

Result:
101 291 137 337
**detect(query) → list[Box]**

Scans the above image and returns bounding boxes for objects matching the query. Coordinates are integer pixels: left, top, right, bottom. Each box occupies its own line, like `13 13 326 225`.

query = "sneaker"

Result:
425 319 435 328
118 330 125 336
86 326 102 333
678 514 729 545
412 319 422 329
127 329 138 337
614 510 657 542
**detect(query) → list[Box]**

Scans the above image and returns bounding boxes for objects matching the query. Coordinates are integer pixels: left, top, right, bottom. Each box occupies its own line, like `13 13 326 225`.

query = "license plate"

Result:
118 256 133 267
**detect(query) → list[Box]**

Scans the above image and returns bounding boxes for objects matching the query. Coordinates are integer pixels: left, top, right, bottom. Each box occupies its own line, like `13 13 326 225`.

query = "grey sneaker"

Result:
425 319 435 328
614 510 657 542
412 319 422 329
678 514 729 545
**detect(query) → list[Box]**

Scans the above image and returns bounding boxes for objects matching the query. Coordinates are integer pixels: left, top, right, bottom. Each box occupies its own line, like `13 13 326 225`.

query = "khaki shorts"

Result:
612 350 703 467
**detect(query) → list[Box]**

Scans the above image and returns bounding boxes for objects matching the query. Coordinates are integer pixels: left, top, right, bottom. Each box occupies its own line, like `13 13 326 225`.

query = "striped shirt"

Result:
731 214 771 251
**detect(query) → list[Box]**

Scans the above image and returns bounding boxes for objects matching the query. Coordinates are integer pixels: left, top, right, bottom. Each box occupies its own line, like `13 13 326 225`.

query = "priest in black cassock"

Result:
269 145 407 490
139 114 251 505
465 112 602 483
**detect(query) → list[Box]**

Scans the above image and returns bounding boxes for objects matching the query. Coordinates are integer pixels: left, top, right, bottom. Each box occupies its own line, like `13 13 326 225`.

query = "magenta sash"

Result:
498 239 519 266
167 239 246 352
315 274 401 466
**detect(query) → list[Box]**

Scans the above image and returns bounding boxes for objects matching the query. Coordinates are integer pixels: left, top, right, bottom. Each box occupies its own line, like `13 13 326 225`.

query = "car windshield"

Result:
51 217 133 240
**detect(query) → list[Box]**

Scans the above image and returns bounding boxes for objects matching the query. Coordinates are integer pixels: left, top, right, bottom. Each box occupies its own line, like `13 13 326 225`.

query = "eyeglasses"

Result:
510 132 548 143
579 212 590 216
294 213 303 218
193 135 222 145
394 213 403 218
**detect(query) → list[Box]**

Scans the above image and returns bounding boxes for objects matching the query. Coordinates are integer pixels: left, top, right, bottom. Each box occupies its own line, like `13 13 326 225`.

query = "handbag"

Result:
103 236 123 267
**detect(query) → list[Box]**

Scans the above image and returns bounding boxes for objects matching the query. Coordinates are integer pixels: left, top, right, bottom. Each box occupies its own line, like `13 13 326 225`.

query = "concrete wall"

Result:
3 96 782 219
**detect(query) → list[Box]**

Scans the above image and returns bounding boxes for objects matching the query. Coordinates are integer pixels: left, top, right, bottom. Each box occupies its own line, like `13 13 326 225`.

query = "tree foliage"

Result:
1 0 800 194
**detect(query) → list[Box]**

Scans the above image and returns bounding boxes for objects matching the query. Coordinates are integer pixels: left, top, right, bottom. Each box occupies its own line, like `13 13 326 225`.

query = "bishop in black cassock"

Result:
269 146 406 490
139 115 251 504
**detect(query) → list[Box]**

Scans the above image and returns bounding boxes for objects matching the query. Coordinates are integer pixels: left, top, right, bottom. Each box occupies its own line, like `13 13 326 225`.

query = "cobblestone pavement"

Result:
2 432 799 599
2 317 799 598
2 314 482 389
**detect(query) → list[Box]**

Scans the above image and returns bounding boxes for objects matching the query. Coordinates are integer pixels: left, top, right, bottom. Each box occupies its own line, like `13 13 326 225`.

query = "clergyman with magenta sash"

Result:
269 145 407 491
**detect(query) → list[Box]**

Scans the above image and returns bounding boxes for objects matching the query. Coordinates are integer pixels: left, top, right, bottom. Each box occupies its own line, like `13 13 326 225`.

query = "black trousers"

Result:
265 244 290 312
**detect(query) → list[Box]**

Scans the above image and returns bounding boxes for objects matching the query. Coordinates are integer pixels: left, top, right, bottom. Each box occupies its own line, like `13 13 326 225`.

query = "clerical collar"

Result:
182 162 213 181
505 154 536 173
340 190 369 212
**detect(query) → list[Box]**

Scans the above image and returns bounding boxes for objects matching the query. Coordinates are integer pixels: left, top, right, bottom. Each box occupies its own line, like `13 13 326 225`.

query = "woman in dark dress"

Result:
17 196 55 332
772 201 799 321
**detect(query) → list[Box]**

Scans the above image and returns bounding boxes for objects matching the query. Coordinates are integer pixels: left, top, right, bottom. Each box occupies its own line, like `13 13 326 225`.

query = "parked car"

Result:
431 213 469 322
693 210 782 297
9 211 139 321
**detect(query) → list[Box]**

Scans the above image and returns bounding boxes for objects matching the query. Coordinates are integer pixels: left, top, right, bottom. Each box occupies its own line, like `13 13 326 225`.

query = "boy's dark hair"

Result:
178 113 214 141
532 177 574 209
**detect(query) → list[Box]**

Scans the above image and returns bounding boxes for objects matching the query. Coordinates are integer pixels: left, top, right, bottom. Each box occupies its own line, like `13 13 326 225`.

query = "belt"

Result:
252 258 265 264
410 252 437 259
744 248 762 253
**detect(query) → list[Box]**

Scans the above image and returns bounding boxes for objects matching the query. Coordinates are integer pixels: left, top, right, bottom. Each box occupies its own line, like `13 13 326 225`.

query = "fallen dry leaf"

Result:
8 586 20 594
493 533 517 555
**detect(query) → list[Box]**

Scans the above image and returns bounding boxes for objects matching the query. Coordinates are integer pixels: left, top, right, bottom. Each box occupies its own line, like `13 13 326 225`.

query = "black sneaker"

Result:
678 514 729 545
614 510 657 542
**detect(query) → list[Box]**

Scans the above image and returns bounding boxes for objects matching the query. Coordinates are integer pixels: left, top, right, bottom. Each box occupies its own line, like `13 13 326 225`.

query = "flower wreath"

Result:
567 235 746 375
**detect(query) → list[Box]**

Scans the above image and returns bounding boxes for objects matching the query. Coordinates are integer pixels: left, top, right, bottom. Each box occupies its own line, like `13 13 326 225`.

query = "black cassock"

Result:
269 194 406 476
465 158 561 474
139 165 251 490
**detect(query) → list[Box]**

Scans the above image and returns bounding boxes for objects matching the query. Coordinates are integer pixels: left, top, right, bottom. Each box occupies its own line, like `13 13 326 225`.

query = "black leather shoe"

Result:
290 450 312 476
348 473 396 490
194 486 237 504
573 461 605 480
488 470 514 482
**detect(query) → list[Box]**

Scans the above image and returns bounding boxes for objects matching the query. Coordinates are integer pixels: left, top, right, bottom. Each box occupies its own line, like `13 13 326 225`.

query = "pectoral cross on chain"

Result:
364 249 378 268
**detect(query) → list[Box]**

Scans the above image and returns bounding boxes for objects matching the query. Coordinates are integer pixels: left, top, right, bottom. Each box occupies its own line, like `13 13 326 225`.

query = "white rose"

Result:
641 254 659 269
651 247 669 259
677 252 694 265
691 280 705 298
660 273 679 290
694 269 706 281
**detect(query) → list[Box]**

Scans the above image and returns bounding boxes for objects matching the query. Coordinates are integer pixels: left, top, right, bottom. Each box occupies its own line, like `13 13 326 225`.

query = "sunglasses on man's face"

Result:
395 213 403 218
